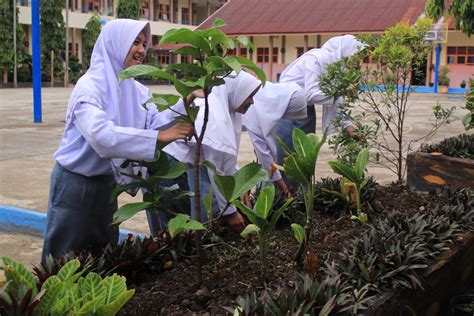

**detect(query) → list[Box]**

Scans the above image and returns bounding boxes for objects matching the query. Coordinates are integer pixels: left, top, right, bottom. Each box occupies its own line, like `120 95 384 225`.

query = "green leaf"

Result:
79 273 106 312
254 184 275 220
231 163 268 201
57 259 81 283
110 182 142 203
201 160 235 201
292 128 317 175
212 18 226 28
328 161 359 184
283 153 309 184
269 197 293 228
112 202 154 225
233 200 268 228
168 63 207 76
152 161 188 180
275 136 294 156
97 289 135 316
203 185 214 216
171 46 201 60
240 224 260 238
119 64 175 82
187 106 200 122
291 223 305 244
355 147 370 179
160 28 211 53
168 214 205 238
149 93 181 112
2 257 38 296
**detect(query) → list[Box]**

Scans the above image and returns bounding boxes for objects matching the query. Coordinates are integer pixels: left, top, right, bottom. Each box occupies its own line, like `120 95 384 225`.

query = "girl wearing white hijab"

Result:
162 71 261 231
242 82 307 195
42 19 194 261
276 35 366 164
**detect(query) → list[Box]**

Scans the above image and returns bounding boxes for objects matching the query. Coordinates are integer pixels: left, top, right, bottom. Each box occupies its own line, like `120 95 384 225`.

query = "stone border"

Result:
0 205 145 243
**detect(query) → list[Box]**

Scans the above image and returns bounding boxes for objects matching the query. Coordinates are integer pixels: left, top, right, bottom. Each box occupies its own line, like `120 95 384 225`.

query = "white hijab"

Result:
243 81 306 157
64 19 155 184
164 71 261 173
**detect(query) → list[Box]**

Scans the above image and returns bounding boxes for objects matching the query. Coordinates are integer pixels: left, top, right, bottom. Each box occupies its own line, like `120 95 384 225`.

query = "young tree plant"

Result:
275 128 327 264
233 184 293 277
117 19 266 284
326 147 370 223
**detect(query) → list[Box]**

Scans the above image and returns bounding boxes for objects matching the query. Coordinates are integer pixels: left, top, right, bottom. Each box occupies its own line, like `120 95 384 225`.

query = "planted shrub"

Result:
420 133 474 160
234 184 293 277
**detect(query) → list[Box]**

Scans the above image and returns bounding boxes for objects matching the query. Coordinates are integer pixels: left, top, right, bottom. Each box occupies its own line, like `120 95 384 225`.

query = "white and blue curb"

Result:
0 205 146 243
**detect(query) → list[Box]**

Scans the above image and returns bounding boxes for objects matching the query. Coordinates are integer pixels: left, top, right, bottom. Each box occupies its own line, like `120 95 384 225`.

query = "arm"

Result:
303 60 334 105
248 130 282 181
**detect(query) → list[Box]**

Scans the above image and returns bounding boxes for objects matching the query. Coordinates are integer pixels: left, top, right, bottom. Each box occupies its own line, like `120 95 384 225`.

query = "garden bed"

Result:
120 184 473 315
407 134 474 192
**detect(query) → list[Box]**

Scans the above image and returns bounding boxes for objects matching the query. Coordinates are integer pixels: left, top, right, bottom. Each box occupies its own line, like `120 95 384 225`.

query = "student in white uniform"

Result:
242 82 307 195
162 71 261 232
41 19 194 261
276 35 366 164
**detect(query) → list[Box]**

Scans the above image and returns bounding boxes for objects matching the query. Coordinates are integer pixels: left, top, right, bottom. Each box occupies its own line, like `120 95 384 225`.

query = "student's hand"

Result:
240 192 252 208
185 89 208 107
276 179 292 197
226 212 246 232
157 122 194 144
345 125 366 142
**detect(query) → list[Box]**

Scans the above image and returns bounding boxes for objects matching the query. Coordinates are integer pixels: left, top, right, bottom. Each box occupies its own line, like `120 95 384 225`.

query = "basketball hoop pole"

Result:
434 43 441 93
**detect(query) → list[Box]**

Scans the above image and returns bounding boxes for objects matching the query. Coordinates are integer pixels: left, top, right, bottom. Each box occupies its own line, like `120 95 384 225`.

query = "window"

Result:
447 46 474 65
272 47 278 62
141 0 150 19
158 4 170 21
227 47 248 57
157 51 171 65
83 0 100 12
257 48 269 63
152 35 159 46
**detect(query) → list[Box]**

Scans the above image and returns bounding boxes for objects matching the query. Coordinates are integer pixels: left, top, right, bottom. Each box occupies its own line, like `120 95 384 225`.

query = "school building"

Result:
16 0 226 65
199 0 474 90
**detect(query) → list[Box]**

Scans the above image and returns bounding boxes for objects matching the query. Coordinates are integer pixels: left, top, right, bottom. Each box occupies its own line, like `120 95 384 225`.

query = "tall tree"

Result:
40 0 65 81
116 0 141 20
0 1 26 83
426 0 474 36
82 14 101 70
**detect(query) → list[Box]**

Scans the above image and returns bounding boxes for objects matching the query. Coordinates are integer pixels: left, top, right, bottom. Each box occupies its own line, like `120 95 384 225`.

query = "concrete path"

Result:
0 85 469 271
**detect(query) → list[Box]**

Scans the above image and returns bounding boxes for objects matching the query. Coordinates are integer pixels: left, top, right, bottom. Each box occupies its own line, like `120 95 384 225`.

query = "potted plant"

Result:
460 79 467 89
438 66 450 93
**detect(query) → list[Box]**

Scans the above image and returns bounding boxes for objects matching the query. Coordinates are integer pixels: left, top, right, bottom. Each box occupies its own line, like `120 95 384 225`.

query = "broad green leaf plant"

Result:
326 147 370 223
118 19 266 284
275 128 327 264
233 184 293 276
0 257 134 315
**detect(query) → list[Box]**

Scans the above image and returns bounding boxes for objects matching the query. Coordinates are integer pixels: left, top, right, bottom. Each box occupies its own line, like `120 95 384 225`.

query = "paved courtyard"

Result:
0 85 469 268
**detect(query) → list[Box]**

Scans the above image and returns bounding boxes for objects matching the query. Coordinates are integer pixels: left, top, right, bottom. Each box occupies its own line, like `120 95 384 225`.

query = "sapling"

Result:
275 128 327 264
233 184 293 277
326 147 370 223
116 19 266 284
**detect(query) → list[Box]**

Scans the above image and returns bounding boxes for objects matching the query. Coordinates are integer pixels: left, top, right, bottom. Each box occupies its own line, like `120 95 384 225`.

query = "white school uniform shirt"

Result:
54 19 179 186
242 82 307 181
164 71 261 215
280 35 365 134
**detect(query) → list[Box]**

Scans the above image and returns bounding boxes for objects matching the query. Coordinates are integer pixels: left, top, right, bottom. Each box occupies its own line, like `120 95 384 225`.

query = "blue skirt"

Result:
41 163 119 262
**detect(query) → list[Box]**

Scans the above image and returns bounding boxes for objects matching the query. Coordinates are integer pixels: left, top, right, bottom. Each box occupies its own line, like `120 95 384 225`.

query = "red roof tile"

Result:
199 0 428 35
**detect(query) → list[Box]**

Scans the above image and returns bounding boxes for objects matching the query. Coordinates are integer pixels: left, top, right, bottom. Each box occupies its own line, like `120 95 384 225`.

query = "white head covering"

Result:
243 81 307 157
164 71 261 173
63 19 153 184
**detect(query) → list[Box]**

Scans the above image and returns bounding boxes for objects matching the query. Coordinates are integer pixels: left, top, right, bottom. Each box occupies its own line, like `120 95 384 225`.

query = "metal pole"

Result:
32 0 42 123
13 0 17 88
434 43 441 93
64 0 69 87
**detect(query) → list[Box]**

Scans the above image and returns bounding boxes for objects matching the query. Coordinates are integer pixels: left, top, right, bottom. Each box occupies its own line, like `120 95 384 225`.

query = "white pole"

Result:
13 0 17 88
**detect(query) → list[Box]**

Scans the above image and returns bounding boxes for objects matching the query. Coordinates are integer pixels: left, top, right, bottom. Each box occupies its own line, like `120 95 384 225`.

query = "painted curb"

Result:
0 205 146 243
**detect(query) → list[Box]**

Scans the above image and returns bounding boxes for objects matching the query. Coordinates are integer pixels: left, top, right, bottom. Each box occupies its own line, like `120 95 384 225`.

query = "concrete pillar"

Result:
71 28 76 56
169 0 173 22
281 35 286 64
304 35 308 52
103 0 108 16
269 35 274 81
150 0 154 20
188 0 192 25
206 0 210 17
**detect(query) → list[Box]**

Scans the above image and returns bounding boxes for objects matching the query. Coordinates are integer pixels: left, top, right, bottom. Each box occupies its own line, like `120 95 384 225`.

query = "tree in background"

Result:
82 14 101 70
0 1 26 83
426 0 474 36
40 0 65 82
116 0 140 20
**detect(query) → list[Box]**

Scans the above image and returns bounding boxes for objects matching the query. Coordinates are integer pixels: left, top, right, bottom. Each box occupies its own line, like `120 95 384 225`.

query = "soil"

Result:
120 184 441 315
